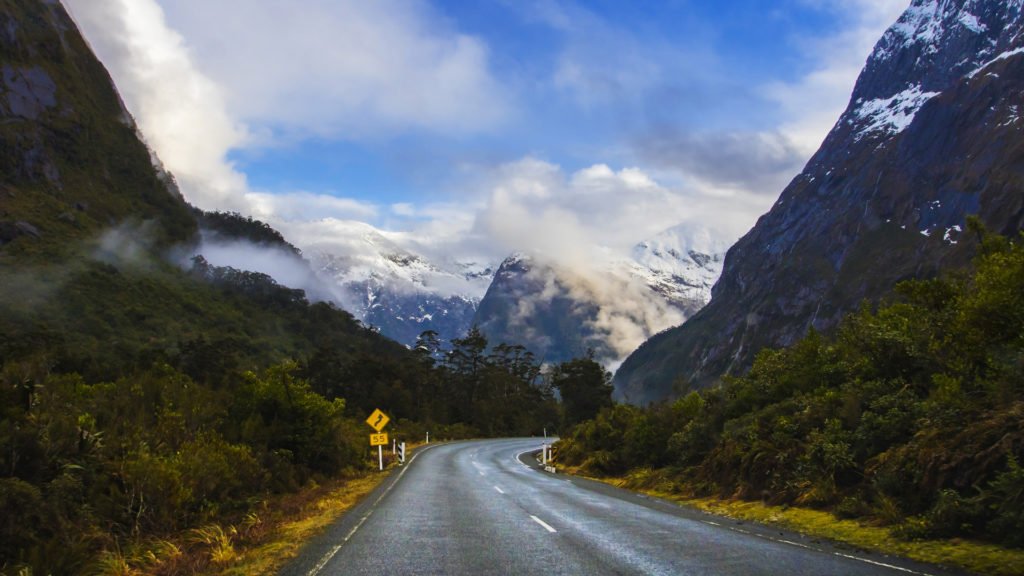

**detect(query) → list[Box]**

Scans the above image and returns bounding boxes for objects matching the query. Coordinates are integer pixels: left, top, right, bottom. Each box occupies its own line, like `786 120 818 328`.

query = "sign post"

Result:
366 409 391 471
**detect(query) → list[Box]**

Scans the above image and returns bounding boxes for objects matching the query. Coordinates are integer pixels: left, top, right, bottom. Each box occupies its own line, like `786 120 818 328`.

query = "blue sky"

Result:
65 0 908 260
228 0 841 201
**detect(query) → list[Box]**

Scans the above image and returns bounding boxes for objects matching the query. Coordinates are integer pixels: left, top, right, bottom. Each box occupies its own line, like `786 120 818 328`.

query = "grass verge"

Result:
560 465 1024 576
208 444 427 575
209 473 385 576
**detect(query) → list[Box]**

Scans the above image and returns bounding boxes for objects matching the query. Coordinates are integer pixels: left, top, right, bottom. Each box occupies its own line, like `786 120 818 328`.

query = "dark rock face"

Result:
0 0 197 250
473 254 606 363
0 220 39 244
615 0 1024 404
471 228 724 368
352 279 479 348
2 64 57 120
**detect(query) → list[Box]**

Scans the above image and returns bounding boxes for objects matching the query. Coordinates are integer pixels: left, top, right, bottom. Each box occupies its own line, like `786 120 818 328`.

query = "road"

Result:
281 438 966 576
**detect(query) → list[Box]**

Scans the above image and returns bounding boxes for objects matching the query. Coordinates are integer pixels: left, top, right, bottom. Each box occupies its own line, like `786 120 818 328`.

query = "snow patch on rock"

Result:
853 85 940 139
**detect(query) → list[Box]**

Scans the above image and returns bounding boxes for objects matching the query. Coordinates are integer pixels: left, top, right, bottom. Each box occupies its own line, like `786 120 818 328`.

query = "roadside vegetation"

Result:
0 208 612 574
556 222 1024 569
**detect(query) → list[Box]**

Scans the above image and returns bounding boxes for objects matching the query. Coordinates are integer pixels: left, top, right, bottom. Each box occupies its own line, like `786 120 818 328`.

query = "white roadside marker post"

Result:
426 431 429 444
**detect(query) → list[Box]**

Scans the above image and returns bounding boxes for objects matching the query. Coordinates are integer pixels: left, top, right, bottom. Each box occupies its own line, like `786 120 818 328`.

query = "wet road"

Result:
281 438 964 576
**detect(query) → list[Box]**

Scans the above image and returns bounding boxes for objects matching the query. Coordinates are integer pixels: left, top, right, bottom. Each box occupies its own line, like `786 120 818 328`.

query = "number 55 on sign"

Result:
370 433 389 446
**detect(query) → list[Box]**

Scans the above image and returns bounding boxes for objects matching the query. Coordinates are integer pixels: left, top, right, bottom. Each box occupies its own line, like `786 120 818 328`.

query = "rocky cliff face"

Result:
615 0 1024 404
0 0 196 253
473 254 602 362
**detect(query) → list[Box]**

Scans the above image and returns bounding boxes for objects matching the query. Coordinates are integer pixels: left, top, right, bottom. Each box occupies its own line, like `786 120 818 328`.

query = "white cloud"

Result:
245 191 379 223
268 155 747 275
153 0 510 139
63 0 510 214
467 157 756 265
765 0 910 156
64 0 250 211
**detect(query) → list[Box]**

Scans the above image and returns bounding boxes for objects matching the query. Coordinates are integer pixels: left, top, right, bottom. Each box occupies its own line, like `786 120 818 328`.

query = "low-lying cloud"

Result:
187 235 341 303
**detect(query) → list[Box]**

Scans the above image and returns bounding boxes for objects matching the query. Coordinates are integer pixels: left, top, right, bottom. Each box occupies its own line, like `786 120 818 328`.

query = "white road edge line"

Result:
530 515 557 533
833 552 929 575
717 524 933 576
306 443 440 576
494 486 505 494
514 447 542 470
513 440 933 576
777 538 813 550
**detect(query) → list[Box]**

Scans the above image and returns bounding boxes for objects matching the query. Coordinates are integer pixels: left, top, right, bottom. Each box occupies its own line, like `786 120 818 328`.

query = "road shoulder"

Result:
520 451 984 576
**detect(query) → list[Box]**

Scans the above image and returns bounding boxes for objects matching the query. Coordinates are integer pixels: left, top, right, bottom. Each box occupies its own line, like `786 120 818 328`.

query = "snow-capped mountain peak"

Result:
847 0 1024 141
627 225 727 306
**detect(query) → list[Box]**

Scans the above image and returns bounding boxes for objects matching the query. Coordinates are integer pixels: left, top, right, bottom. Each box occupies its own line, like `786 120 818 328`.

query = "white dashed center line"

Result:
530 515 557 533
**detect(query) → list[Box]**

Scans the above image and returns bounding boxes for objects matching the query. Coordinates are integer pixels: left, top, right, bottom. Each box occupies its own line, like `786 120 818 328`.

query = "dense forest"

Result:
0 200 608 574
0 242 609 575
557 222 1024 548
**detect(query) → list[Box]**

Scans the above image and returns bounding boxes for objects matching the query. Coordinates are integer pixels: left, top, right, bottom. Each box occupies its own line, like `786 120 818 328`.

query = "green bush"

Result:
984 457 1024 546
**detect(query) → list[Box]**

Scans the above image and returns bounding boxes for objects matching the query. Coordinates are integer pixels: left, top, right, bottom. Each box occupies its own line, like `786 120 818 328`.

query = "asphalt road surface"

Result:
281 438 967 576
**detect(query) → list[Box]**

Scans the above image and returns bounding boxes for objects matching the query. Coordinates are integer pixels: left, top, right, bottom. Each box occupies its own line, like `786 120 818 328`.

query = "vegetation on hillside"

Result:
557 223 1024 549
0 247 601 575
194 210 302 255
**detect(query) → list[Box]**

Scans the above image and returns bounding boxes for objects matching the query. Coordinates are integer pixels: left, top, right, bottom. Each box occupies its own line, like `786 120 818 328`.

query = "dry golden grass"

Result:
207 443 425 575
211 474 384 576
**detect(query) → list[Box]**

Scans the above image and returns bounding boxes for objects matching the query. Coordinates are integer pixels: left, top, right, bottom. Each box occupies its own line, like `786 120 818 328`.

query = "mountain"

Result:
615 0 1024 404
628 225 728 309
0 0 407 379
473 226 726 366
303 222 493 347
0 0 196 254
0 5 511 572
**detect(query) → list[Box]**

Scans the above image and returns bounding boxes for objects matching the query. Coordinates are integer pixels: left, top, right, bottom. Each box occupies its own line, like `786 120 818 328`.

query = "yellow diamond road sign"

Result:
366 408 390 432
370 432 389 446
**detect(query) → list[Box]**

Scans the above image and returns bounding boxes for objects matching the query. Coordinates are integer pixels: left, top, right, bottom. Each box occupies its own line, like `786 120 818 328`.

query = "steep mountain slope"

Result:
616 0 1024 404
0 0 406 378
0 0 196 255
628 225 728 308
473 226 725 365
0 5 475 572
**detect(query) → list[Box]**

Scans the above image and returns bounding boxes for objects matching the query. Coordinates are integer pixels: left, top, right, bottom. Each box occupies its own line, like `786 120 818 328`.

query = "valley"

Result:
2 0 1024 574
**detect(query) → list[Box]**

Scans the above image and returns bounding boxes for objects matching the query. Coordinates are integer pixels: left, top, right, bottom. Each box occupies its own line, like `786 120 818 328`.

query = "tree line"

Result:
0 262 612 575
